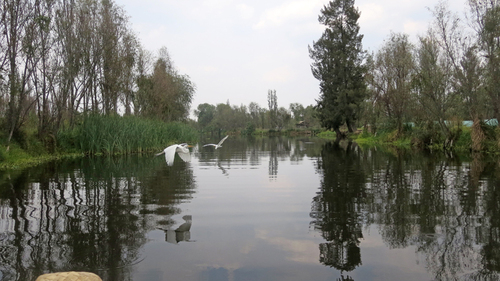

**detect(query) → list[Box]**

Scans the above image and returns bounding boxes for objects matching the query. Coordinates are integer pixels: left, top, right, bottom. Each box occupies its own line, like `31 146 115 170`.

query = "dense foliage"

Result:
312 0 500 152
0 0 194 153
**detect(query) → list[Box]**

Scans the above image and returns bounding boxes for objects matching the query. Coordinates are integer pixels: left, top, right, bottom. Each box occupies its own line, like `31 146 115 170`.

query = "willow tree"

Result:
136 47 195 122
432 1 488 150
309 0 366 138
414 33 455 144
468 0 500 125
371 33 416 135
2 0 40 150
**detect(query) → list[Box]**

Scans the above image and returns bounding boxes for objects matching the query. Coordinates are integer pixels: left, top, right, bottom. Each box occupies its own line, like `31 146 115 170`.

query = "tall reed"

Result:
58 115 198 155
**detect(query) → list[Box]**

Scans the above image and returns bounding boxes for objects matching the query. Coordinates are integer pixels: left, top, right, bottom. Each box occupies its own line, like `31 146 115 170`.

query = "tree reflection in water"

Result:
312 140 500 280
311 141 365 277
0 154 196 281
3 137 500 280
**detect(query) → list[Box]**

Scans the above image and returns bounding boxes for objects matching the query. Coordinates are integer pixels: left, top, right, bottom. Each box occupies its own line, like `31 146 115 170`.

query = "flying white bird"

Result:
203 135 229 149
156 143 192 166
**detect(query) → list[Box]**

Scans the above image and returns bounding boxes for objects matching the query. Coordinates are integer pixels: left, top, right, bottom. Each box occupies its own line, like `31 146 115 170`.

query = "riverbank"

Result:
346 125 500 155
0 143 83 170
0 115 199 171
3 123 499 171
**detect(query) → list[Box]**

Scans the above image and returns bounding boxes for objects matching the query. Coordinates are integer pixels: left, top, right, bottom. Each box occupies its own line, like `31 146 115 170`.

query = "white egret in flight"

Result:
156 143 192 166
203 135 229 149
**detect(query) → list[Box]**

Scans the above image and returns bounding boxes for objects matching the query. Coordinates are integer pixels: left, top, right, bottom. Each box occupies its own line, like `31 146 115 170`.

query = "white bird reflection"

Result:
155 143 192 166
164 215 193 244
203 135 229 149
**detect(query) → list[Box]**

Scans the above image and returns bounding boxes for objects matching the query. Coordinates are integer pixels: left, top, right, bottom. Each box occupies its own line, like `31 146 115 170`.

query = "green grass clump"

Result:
0 143 80 170
454 127 472 152
317 130 336 139
58 115 198 155
353 135 379 145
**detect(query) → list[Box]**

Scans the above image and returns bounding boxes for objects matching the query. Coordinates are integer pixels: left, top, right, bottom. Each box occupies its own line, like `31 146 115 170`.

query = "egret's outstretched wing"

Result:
157 143 191 166
176 145 191 163
217 135 229 146
202 135 229 149
164 144 178 166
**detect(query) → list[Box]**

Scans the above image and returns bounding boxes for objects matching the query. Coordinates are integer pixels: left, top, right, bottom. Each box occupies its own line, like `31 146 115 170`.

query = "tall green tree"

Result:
370 33 416 135
431 1 488 150
309 0 366 138
136 47 195 122
3 0 35 150
267 89 278 129
248 102 262 128
289 102 305 123
468 0 500 126
414 33 454 138
194 103 216 129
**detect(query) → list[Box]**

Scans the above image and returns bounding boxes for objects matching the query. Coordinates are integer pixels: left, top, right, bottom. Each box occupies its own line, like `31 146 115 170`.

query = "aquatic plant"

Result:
58 115 198 155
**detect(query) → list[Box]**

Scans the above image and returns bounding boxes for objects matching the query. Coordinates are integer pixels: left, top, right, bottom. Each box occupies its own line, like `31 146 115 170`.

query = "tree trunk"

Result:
471 117 485 152
335 127 345 141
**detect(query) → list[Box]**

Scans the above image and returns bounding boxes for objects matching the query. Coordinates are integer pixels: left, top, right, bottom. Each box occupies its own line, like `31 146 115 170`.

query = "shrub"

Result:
242 122 256 136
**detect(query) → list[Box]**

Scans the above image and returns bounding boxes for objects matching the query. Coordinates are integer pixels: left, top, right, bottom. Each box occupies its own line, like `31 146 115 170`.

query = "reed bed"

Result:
58 115 198 155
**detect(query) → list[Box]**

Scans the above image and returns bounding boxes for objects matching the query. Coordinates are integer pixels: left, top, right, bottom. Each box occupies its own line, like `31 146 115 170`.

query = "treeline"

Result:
194 90 320 135
311 0 500 151
0 0 194 152
363 1 499 151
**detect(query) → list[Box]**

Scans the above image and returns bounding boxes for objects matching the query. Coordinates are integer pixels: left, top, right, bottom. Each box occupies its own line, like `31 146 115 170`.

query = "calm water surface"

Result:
1 136 500 281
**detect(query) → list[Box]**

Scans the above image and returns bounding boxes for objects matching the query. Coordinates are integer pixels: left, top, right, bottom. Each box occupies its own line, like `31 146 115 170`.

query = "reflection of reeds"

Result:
58 115 198 155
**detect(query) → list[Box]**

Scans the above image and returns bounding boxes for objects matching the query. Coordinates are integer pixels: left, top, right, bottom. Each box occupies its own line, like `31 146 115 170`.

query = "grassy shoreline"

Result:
1 115 199 171
0 150 84 170
3 122 499 171
346 126 500 155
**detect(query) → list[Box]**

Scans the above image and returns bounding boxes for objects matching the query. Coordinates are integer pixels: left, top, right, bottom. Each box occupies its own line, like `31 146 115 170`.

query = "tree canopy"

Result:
309 0 366 138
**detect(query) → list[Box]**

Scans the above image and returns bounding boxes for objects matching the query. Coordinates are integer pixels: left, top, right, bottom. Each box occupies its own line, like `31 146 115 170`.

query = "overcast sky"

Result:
113 0 466 116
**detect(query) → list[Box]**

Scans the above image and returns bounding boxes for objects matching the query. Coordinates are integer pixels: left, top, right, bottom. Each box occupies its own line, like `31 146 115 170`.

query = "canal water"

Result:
1 136 500 281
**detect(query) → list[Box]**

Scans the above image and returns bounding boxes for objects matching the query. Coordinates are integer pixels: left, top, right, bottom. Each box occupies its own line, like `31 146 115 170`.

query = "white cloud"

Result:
358 3 385 25
237 3 255 20
201 0 234 9
255 228 318 264
254 0 324 29
403 20 429 37
115 0 470 112
262 66 294 84
198 65 220 75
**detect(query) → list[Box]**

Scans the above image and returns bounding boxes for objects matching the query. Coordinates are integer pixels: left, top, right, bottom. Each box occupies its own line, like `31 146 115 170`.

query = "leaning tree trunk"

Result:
334 127 346 142
471 117 485 152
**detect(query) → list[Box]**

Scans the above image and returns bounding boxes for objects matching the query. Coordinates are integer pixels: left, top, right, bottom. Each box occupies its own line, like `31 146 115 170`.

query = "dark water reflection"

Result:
1 137 500 281
0 156 195 281
311 141 365 273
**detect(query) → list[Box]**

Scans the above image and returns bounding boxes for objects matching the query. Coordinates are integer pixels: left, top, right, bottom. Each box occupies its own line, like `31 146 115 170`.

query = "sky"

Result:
113 0 467 117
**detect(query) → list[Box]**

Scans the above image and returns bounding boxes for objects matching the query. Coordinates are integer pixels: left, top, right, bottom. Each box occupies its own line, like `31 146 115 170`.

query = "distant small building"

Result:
461 119 497 127
296 120 309 128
